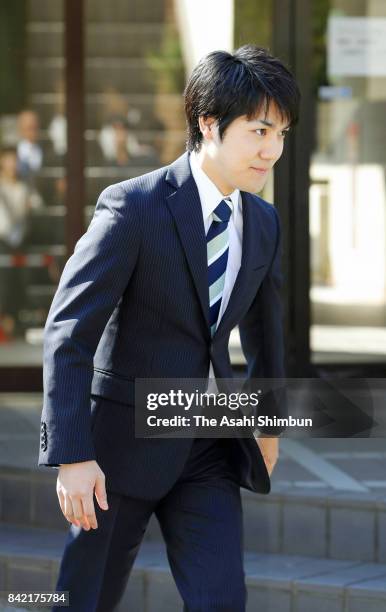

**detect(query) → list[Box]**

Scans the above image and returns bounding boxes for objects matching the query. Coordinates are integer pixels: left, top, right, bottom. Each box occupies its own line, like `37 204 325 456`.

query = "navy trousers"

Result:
53 438 247 612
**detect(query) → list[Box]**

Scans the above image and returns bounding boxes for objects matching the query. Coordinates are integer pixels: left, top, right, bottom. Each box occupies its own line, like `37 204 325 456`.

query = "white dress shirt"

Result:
189 151 243 384
17 140 43 173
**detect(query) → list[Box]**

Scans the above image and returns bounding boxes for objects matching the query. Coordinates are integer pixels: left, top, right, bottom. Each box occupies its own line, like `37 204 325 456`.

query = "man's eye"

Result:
255 129 266 136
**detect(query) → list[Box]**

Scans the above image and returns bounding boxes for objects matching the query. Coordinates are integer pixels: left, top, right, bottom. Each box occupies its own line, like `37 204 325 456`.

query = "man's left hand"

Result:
256 436 279 476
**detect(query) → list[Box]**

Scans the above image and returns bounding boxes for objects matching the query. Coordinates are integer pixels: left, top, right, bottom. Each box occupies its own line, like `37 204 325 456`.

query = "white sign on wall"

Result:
328 16 386 77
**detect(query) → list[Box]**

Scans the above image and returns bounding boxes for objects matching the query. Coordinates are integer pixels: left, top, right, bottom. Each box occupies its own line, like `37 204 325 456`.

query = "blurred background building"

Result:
0 0 385 389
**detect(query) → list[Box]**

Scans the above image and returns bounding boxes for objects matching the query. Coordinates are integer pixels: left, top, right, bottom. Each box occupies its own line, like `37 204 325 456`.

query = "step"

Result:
1 524 386 612
28 0 172 24
31 166 160 210
144 486 386 565
30 93 185 131
85 0 174 24
29 130 185 168
27 22 179 59
1 459 386 565
26 58 184 95
83 129 185 166
27 0 63 23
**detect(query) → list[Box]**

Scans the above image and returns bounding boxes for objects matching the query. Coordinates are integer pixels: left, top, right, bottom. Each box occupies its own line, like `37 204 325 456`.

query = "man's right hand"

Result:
56 460 109 531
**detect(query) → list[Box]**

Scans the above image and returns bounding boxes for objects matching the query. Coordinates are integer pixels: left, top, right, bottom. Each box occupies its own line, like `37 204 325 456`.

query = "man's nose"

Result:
259 147 280 161
259 139 282 161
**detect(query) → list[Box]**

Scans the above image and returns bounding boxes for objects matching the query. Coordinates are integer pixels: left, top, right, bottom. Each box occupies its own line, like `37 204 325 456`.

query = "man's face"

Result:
18 111 40 143
198 102 290 195
0 152 18 178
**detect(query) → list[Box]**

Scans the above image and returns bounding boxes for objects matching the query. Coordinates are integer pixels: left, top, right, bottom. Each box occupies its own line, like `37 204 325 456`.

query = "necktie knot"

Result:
212 198 232 224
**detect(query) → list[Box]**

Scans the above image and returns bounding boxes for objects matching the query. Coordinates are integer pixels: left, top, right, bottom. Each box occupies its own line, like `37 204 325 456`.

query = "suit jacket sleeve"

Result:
39 182 141 467
238 205 288 436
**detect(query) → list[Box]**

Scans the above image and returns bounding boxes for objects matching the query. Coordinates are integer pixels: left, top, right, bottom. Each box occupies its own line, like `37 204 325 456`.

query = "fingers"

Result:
82 497 98 530
71 497 91 531
63 494 75 525
265 456 278 476
57 485 92 530
259 450 278 476
266 461 276 476
256 438 279 476
57 487 67 521
94 472 109 511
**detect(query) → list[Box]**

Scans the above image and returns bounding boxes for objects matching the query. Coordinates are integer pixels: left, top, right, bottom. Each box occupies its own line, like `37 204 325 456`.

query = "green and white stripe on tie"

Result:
206 197 233 336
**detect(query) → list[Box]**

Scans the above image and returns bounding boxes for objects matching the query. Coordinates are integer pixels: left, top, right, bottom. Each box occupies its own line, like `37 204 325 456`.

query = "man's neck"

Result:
194 149 234 196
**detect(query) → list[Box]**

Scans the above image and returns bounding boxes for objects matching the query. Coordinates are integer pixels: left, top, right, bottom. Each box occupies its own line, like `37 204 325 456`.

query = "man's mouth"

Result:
250 167 269 175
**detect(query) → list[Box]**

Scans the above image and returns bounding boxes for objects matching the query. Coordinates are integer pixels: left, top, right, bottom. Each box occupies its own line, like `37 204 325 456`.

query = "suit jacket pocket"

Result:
91 368 135 406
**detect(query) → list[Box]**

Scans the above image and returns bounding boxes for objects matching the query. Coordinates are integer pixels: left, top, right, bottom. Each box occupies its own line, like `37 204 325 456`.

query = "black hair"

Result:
183 44 300 152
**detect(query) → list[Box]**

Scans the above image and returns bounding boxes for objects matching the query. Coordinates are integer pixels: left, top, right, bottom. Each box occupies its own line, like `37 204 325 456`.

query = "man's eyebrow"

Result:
249 118 291 129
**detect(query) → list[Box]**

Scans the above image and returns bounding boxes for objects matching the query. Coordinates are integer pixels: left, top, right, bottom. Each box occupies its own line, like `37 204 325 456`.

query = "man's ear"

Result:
198 116 217 143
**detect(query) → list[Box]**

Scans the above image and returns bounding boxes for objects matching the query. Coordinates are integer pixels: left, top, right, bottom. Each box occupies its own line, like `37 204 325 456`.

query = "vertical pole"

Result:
64 0 85 256
273 0 313 375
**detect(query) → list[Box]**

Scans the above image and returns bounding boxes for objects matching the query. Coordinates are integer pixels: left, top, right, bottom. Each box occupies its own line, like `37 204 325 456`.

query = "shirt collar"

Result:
189 150 240 223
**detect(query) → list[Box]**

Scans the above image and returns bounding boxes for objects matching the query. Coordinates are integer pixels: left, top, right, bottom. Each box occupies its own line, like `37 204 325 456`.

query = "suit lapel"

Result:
165 154 210 334
214 191 264 335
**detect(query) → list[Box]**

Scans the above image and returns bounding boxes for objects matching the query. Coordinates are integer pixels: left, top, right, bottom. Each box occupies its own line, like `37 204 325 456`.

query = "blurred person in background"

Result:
48 78 67 158
0 146 43 340
99 114 157 166
16 109 43 183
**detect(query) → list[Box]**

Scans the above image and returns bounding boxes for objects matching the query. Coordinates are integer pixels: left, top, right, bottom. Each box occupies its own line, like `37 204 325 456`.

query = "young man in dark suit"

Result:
39 45 300 611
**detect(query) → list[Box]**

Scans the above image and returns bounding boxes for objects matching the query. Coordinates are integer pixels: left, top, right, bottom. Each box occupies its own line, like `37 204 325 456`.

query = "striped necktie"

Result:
207 197 233 336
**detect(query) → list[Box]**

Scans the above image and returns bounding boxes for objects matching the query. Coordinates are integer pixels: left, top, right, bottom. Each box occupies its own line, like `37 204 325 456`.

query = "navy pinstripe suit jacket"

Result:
38 151 287 499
